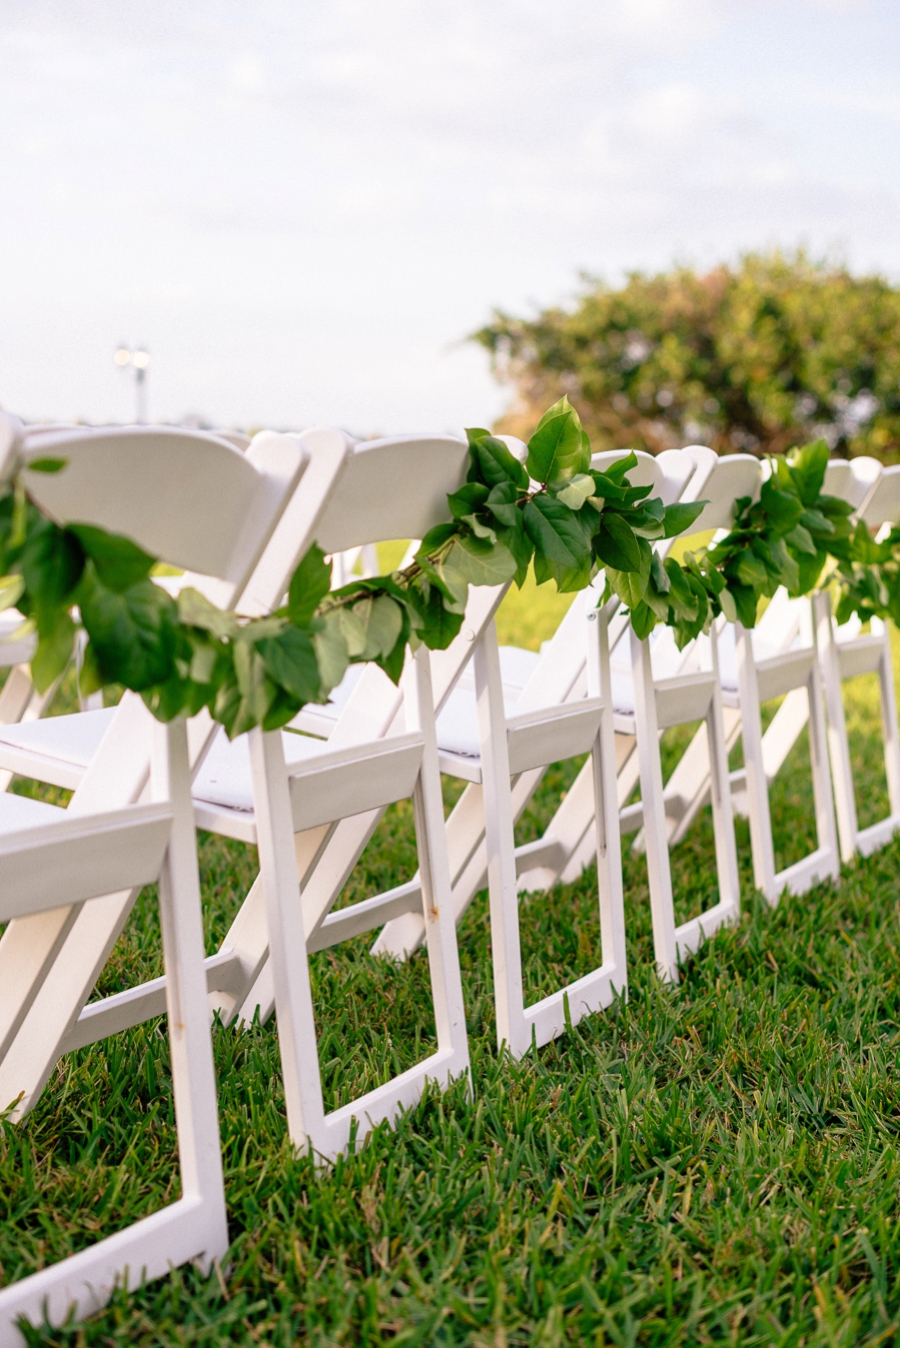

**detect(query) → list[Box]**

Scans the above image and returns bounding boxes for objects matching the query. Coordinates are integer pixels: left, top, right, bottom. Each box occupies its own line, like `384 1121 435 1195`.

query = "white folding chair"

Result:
0 427 265 1341
616 449 840 908
612 452 763 979
373 450 700 968
0 421 324 1119
241 450 484 1157
815 463 900 860
660 457 881 852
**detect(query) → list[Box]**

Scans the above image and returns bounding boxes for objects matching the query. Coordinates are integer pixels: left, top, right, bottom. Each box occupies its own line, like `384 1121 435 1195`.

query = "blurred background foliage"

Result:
474 250 900 461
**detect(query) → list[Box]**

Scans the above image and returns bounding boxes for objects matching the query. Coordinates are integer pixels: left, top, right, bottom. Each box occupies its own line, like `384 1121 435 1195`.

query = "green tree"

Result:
474 251 900 460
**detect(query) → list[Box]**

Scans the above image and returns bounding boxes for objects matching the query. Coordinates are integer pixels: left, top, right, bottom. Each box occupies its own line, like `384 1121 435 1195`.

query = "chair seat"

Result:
0 790 65 834
0 708 117 789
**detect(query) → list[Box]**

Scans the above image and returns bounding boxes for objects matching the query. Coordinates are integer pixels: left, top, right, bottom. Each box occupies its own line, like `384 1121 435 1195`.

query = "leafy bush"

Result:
474 251 900 461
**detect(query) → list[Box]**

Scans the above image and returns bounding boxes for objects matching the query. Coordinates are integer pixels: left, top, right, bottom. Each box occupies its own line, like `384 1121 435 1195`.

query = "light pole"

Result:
114 343 151 423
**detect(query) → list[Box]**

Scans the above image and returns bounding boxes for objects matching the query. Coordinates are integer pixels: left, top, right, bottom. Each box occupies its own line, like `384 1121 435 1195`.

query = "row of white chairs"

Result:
0 416 897 1341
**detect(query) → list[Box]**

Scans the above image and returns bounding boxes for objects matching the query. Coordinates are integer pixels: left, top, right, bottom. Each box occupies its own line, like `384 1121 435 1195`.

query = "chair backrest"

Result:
312 435 470 554
20 427 306 591
680 451 762 535
824 456 881 511
589 448 695 507
860 464 900 529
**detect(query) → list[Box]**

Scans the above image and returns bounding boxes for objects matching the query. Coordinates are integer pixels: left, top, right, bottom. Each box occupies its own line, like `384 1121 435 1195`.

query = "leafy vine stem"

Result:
0 398 888 737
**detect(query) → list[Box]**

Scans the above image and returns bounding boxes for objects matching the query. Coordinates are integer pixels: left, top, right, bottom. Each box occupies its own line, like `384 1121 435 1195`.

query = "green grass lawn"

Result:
3 605 900 1345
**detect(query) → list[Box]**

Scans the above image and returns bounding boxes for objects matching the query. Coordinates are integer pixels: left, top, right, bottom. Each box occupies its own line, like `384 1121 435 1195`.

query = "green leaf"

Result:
447 536 518 588
27 457 68 473
555 473 596 511
629 497 666 540
31 609 76 693
376 606 411 686
78 639 105 698
758 477 803 533
80 573 179 691
735 550 768 590
484 481 520 528
593 512 642 572
796 549 827 596
662 500 707 539
313 610 350 690
447 481 490 520
352 593 405 660
764 536 800 593
788 438 830 506
663 560 700 622
718 586 737 623
413 586 465 650
416 522 458 560
597 451 638 487
178 587 239 639
288 544 332 626
533 551 593 593
784 523 816 555
631 600 657 641
606 539 652 608
460 514 498 544
729 581 759 628
494 517 533 588
20 520 84 611
257 626 323 703
525 397 590 488
261 687 304 732
188 637 219 684
0 573 24 612
231 642 276 733
69 525 156 592
465 433 529 491
434 562 471 614
523 495 592 568
650 550 670 594
799 507 835 538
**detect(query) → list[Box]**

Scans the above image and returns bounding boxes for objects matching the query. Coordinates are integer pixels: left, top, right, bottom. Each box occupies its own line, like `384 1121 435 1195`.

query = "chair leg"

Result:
248 726 328 1156
151 718 228 1258
406 650 470 1079
706 626 741 919
629 628 679 982
474 623 529 1057
588 610 628 996
806 651 840 884
814 590 859 862
0 720 228 1342
877 620 900 823
735 622 778 903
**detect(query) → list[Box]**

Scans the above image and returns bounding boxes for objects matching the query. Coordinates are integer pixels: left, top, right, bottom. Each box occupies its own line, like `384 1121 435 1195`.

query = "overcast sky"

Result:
1 0 898 435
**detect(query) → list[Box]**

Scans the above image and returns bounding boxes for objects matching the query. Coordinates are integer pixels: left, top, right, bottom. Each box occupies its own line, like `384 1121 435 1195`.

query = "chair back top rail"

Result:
680 451 762 537
861 463 900 530
20 426 306 590
313 435 471 555
824 456 882 512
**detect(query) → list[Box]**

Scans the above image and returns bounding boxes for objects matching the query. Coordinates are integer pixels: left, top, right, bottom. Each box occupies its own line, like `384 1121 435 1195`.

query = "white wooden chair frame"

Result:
814 463 900 860
0 422 324 1119
0 419 253 1341
373 449 705 1003
656 458 882 856
0 717 228 1346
